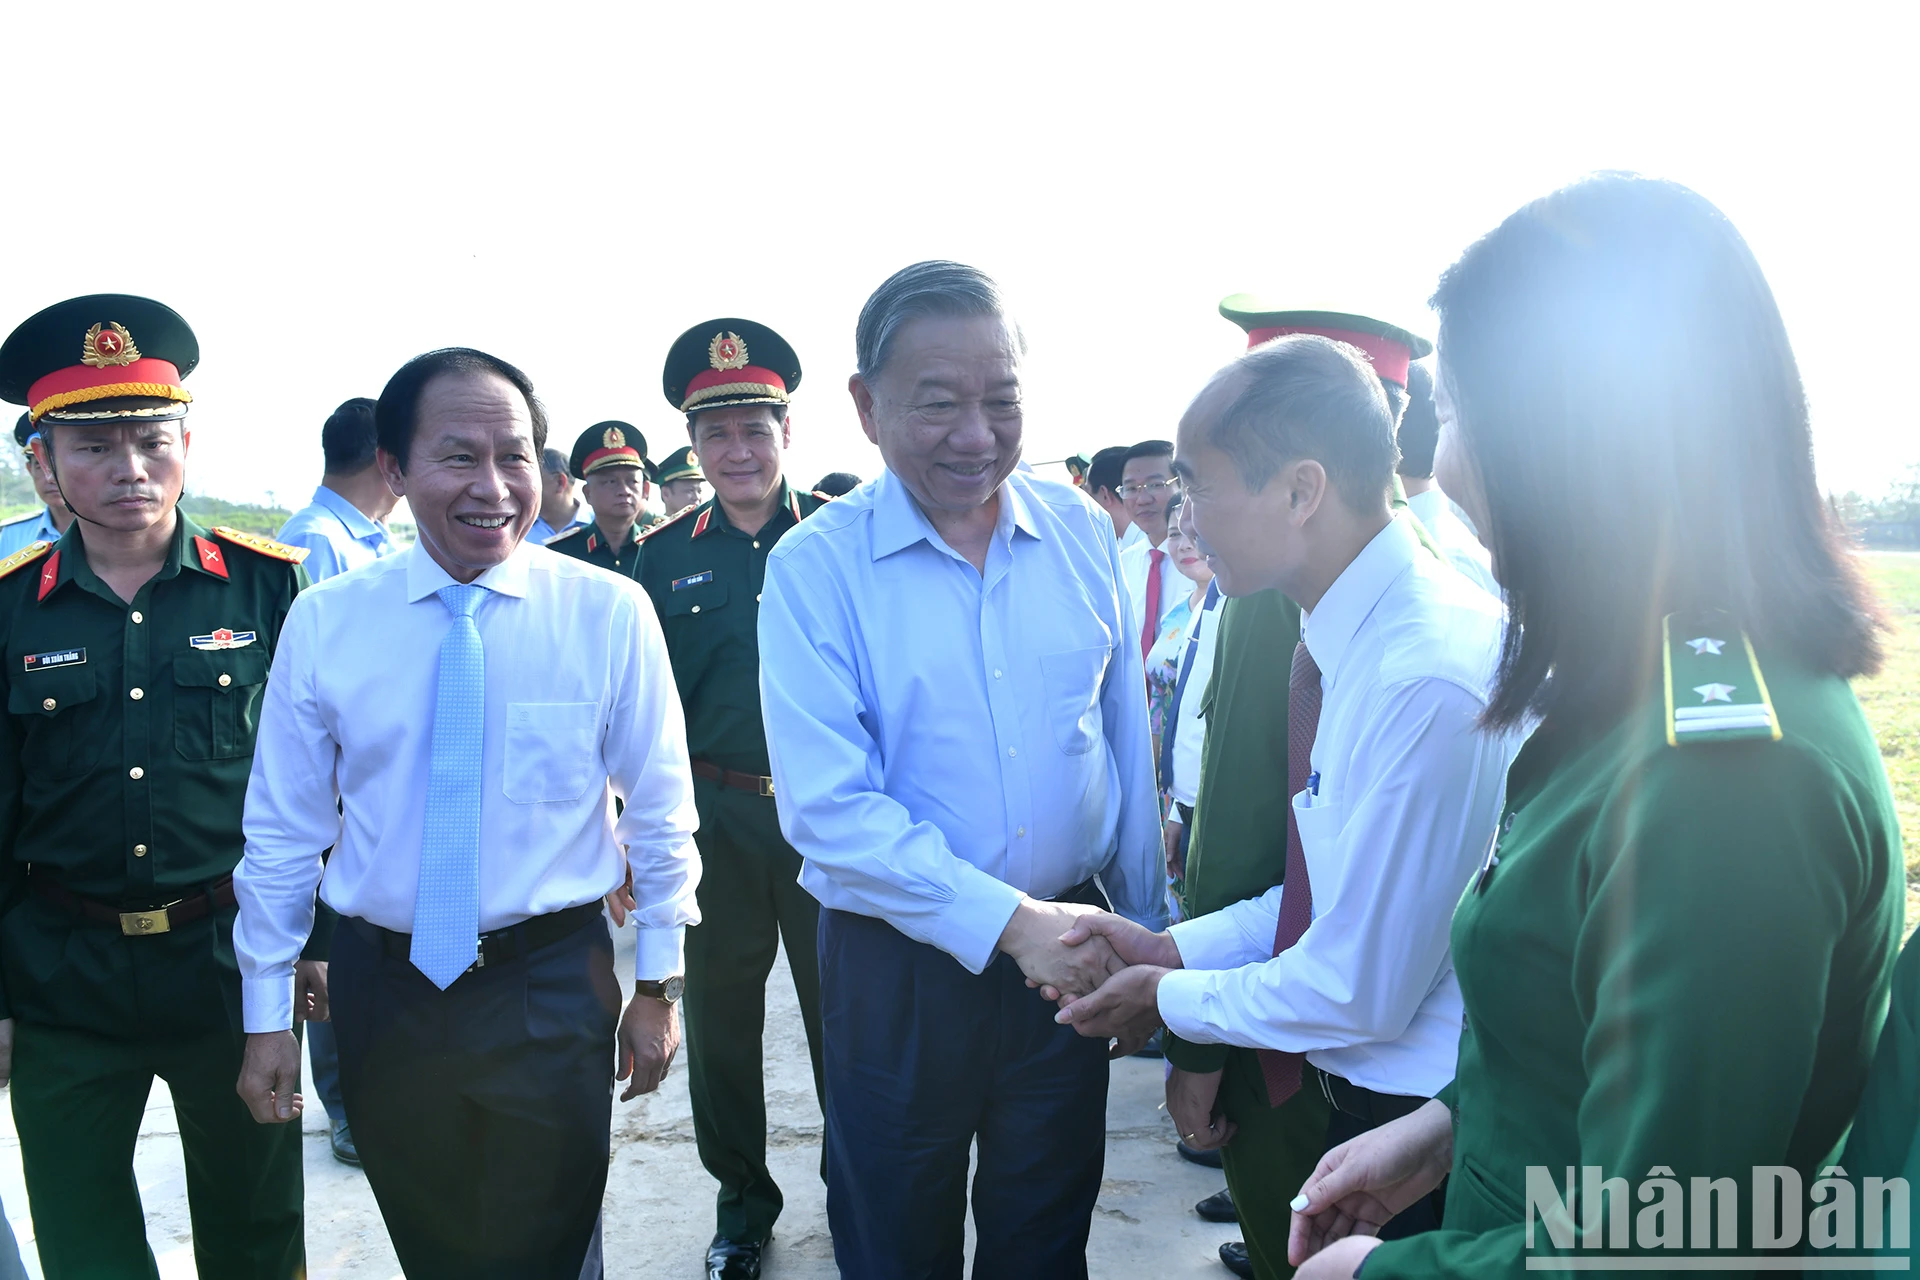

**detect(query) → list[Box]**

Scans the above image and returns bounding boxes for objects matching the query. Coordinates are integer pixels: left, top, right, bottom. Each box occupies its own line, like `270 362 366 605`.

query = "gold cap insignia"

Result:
81 321 140 368
709 331 749 371
603 426 626 450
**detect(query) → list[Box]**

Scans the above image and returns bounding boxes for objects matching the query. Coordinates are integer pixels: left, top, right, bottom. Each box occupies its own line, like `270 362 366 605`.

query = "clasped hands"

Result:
997 901 1178 1058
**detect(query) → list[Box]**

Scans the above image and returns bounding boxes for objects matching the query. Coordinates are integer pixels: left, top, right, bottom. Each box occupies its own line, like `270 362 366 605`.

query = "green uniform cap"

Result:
569 421 650 481
1218 294 1431 388
654 445 703 486
0 294 199 424
663 318 801 415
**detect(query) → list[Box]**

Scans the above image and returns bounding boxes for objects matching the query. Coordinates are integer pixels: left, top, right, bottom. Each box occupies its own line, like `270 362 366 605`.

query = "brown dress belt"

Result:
690 758 775 798
30 870 236 937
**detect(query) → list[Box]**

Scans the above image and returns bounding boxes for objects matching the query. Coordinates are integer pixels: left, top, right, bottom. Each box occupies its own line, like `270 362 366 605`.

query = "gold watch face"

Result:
661 974 685 1003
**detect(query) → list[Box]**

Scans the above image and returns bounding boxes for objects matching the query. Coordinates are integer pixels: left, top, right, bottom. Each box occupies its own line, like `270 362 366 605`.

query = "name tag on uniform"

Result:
23 647 84 672
671 571 713 591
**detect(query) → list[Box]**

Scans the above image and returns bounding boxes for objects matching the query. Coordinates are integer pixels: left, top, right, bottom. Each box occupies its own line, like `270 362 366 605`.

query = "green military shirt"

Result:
546 520 646 579
0 514 308 1037
1842 929 1919 1257
1163 588 1301 1075
636 484 826 780
1367 617 1904 1277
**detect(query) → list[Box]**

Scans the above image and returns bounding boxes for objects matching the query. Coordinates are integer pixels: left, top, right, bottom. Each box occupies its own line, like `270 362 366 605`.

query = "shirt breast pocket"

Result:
1291 791 1344 910
504 702 601 804
8 665 104 778
1038 645 1110 756
660 581 728 622
174 649 270 761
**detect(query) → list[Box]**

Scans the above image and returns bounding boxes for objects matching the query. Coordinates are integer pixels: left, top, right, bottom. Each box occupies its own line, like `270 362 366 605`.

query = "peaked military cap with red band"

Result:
662 318 801 415
1218 294 1431 389
569 421 650 480
0 294 199 425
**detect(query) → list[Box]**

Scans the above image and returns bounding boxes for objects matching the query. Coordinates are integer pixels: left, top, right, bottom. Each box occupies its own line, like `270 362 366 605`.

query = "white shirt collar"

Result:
403 538 534 602
1302 517 1419 680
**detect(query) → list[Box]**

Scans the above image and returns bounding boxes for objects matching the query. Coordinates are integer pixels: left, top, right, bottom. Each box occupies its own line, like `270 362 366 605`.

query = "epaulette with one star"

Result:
636 505 697 543
0 539 53 581
1662 611 1782 747
212 525 310 564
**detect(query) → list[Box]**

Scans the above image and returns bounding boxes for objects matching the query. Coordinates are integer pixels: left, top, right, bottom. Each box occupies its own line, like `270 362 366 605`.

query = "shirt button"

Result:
756 593 762 602
1017 826 1027 837
134 844 148 857
993 669 1003 679
129 766 145 780
41 697 55 711
130 611 143 624
691 605 701 614
218 674 232 687
129 688 144 700
752 540 761 550
1008 747 1018 758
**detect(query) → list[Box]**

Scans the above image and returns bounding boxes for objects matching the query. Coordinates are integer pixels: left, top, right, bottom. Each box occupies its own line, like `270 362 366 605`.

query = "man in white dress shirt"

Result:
233 347 700 1279
758 261 1166 1279
1117 439 1184 659
1052 335 1514 1243
1397 364 1498 599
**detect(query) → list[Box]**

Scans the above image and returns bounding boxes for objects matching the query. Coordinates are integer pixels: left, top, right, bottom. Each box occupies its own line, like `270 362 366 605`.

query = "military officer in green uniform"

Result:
656 444 706 519
545 421 657 576
1282 174 1904 1280
0 295 313 1278
637 318 826 1280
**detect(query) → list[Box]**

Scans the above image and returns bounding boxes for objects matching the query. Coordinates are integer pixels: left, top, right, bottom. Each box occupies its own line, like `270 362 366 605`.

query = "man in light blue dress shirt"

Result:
0 413 71 557
275 397 397 579
529 445 587 544
758 261 1166 1279
270 395 398 1169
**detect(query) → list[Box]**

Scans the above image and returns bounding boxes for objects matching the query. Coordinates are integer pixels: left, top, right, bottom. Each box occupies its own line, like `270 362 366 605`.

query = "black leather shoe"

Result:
1178 1139 1225 1169
1195 1187 1238 1223
328 1117 361 1167
706 1234 767 1280
1219 1240 1254 1278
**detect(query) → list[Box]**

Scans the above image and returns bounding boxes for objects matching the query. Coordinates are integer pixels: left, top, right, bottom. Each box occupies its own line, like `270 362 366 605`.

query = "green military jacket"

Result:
1366 616 1904 1277
546 519 647 579
636 483 826 785
0 514 308 1037
1842 929 1919 1257
1163 588 1301 1074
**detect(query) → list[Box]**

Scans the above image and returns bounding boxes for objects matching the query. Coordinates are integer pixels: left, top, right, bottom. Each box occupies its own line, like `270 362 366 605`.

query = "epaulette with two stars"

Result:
212 526 311 564
636 505 698 544
1661 610 1782 748
0 540 54 581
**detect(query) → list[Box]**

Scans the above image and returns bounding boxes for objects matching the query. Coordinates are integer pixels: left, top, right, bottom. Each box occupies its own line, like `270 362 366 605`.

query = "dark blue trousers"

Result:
818 908 1110 1280
331 912 620 1280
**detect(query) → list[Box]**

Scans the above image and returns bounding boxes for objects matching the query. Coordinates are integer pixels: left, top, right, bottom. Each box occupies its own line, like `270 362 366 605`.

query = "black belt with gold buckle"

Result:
30 870 236 937
690 758 776 798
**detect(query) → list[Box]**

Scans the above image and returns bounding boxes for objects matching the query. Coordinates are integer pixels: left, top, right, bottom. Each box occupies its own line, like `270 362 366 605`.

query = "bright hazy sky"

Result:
6 2 1913 510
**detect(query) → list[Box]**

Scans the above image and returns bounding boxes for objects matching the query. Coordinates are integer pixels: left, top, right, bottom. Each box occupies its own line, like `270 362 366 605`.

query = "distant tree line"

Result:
1832 464 1920 548
0 440 293 536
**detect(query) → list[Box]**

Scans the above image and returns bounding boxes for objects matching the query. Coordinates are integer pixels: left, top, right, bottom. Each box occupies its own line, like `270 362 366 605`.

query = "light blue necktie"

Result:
411 583 488 988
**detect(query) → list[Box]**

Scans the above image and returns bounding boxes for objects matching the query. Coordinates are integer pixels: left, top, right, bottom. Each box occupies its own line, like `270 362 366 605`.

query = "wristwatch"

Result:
635 975 685 1005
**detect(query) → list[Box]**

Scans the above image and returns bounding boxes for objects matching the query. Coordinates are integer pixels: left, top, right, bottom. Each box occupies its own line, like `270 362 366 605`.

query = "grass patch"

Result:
1853 552 1920 937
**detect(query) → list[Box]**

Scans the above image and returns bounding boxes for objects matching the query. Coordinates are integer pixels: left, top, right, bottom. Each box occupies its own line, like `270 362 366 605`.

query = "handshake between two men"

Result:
995 898 1182 1060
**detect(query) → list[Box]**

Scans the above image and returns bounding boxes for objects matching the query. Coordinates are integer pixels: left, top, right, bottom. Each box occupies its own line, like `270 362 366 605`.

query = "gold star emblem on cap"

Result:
81 321 141 368
603 426 626 450
708 331 749 371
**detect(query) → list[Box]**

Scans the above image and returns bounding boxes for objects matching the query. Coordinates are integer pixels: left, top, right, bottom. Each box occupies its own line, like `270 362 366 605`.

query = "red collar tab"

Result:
1243 324 1413 388
37 550 61 601
690 508 714 539
586 532 600 554
788 490 803 522
192 535 229 580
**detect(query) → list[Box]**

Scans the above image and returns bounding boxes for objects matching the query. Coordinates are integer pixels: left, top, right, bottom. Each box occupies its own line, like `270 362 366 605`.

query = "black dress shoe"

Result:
706 1234 767 1280
328 1116 361 1167
1178 1139 1225 1169
1219 1240 1254 1278
1195 1187 1238 1223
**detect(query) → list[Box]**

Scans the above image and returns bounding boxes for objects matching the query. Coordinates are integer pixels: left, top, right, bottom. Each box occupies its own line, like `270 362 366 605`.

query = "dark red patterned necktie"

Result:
1259 640 1322 1105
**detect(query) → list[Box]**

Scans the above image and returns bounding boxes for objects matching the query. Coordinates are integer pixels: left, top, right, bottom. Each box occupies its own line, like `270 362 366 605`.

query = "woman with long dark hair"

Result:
1285 173 1905 1277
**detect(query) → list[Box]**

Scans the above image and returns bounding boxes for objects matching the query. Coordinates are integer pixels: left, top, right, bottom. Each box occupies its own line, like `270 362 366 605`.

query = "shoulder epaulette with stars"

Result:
212 526 310 564
636 505 698 544
0 540 53 582
1661 611 1782 747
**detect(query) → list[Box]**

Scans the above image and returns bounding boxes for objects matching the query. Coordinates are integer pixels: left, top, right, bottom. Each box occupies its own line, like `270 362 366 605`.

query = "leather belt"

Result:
1305 1063 1430 1126
31 870 236 938
357 900 603 974
691 758 775 798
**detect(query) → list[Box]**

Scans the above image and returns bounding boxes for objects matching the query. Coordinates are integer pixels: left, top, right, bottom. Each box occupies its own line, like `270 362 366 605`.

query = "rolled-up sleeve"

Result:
604 588 701 980
235 596 344 1032
759 547 1024 974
